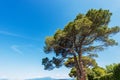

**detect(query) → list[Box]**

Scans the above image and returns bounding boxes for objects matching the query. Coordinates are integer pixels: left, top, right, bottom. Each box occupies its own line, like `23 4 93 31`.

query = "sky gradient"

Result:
0 0 120 80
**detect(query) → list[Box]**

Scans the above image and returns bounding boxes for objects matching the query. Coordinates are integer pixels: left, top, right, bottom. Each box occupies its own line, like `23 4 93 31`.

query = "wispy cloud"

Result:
0 30 40 41
0 30 23 37
11 45 23 55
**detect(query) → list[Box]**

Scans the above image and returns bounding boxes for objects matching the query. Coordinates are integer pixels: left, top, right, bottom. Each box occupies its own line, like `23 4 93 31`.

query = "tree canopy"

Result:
42 9 120 80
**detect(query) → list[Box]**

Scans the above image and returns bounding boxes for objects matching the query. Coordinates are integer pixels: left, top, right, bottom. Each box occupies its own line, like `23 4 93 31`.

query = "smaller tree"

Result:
113 63 120 80
94 63 120 80
105 63 118 73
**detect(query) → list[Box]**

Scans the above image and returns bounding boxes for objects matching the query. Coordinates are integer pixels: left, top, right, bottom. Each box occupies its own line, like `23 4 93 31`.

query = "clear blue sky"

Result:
0 0 120 80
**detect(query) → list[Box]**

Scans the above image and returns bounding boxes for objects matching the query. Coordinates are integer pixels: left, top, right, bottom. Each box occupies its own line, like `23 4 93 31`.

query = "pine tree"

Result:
42 9 120 80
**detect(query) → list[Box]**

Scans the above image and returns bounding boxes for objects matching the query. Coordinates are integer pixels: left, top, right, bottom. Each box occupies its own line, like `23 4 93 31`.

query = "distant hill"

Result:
26 77 52 80
25 77 74 80
0 79 8 80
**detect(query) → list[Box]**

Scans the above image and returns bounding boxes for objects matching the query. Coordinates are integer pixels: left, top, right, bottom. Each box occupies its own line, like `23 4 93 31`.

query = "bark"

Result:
74 55 81 80
73 51 86 80
77 36 86 80
79 61 86 80
78 54 86 80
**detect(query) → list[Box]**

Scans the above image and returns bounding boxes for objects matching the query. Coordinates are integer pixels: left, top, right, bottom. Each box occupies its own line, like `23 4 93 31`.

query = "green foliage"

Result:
113 64 120 80
69 67 77 77
105 63 118 73
100 73 113 80
94 73 113 80
92 66 106 77
69 66 107 80
64 56 97 68
87 68 96 80
67 56 98 78
93 63 120 80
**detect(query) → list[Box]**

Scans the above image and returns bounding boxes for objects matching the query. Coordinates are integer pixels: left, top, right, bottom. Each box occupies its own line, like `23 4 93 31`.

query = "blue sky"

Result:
0 0 120 80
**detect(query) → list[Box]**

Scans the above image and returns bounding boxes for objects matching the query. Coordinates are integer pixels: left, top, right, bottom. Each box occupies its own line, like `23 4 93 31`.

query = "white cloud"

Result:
0 31 24 38
0 30 40 41
11 45 23 55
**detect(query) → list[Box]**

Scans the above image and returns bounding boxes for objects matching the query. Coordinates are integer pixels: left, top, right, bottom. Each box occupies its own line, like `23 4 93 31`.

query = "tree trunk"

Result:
79 61 86 80
74 55 81 80
77 50 86 80
74 57 86 80
75 65 81 80
75 60 86 80
73 36 86 80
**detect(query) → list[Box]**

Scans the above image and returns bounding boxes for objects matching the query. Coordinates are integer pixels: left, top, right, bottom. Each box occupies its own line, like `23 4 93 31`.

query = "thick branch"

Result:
83 36 97 45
